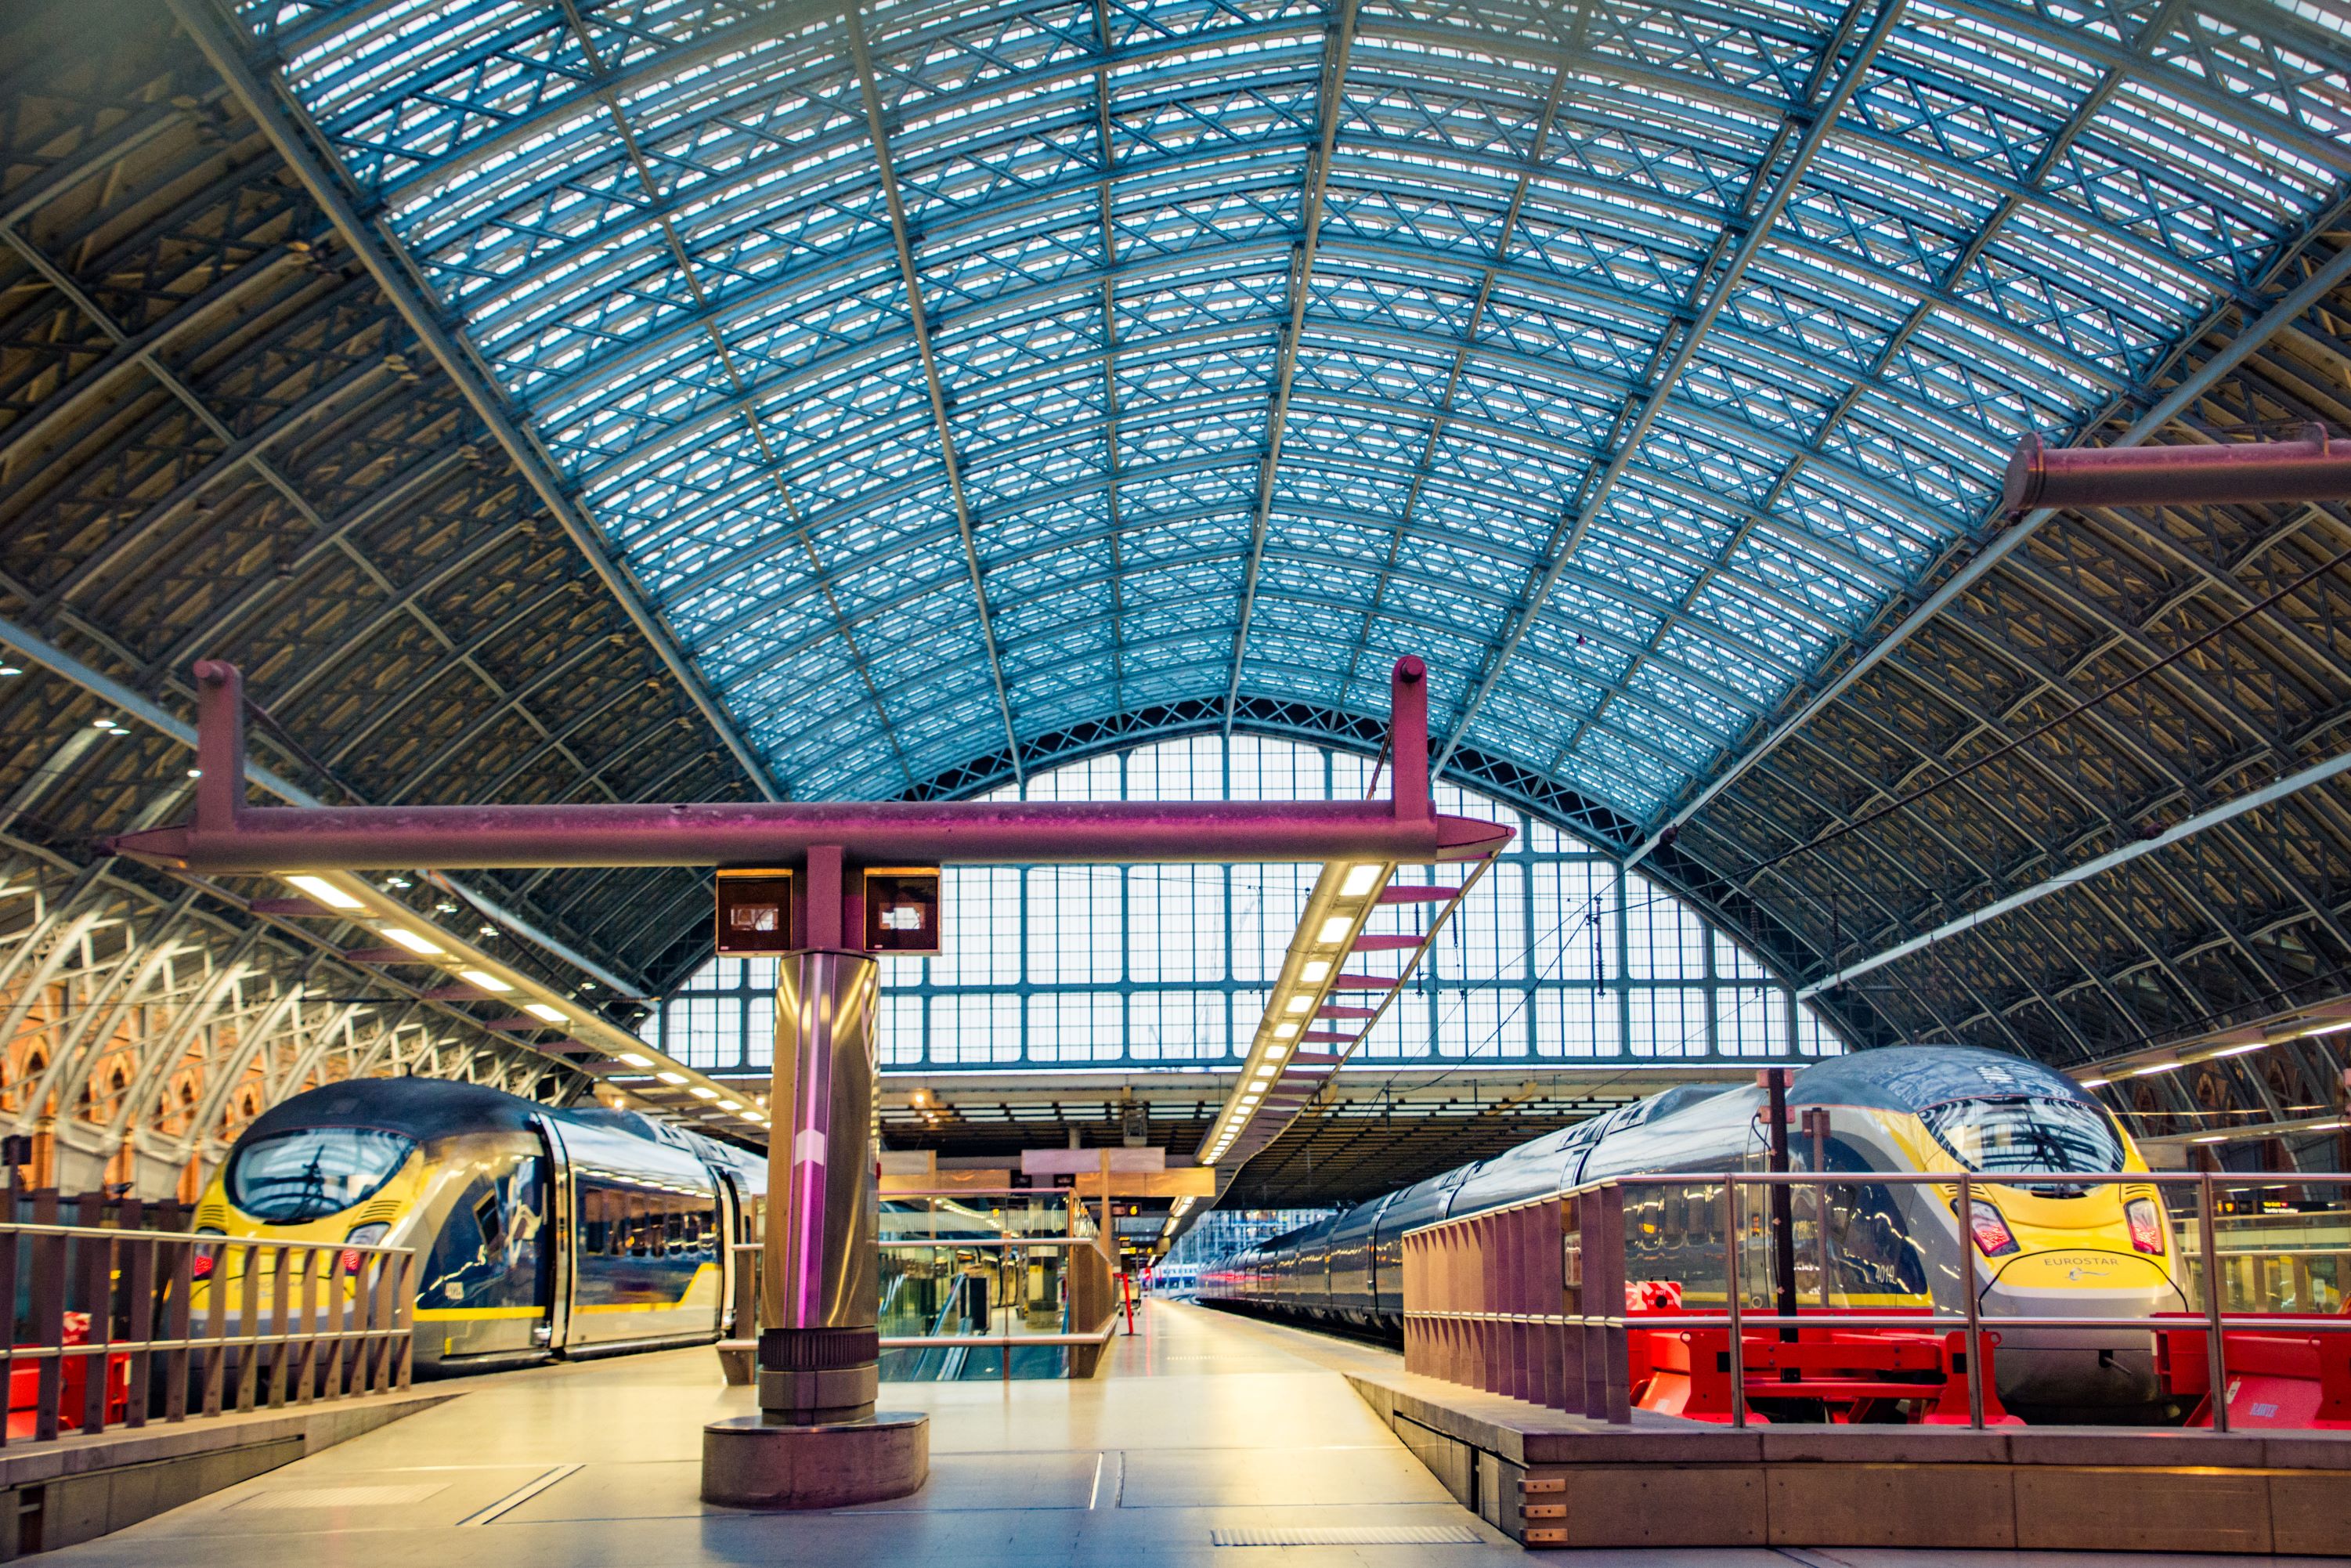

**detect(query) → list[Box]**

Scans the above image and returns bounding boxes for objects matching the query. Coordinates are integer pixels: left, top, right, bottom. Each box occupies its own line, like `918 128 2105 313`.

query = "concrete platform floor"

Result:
28 1300 2337 1566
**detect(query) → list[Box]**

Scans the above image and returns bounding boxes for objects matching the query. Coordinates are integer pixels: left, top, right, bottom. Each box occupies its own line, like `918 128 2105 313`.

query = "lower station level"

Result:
23 1299 2343 1567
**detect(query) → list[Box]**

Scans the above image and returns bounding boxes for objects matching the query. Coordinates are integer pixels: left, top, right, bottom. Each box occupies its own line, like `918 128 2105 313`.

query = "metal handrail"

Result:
1400 1169 2351 1434
0 1217 417 1448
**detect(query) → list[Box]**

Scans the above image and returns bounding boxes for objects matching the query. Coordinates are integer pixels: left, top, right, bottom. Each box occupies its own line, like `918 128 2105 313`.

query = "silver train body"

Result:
1198 1046 2185 1414
194 1078 768 1375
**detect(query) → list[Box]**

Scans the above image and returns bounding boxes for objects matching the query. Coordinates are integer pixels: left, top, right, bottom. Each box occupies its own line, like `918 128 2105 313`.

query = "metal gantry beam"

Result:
0 610 645 999
162 0 789 803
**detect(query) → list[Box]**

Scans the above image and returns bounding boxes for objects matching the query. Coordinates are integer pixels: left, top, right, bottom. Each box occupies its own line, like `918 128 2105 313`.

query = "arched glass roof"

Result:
238 0 2351 820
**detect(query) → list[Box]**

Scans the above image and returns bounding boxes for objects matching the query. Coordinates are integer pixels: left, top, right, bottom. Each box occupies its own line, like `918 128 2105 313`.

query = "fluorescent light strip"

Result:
379 927 444 956
283 874 364 910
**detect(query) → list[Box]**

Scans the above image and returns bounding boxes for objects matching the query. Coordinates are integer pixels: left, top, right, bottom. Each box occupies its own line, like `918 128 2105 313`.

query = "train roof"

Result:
1790 1045 2092 1115
240 1076 762 1172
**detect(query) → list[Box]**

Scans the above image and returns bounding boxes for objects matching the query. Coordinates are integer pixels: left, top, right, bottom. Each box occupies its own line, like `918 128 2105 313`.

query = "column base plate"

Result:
701 1411 929 1509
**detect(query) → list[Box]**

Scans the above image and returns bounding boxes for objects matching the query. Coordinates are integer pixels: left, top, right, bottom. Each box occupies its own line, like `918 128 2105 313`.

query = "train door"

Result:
418 1151 552 1363
712 1168 743 1336
535 1116 576 1353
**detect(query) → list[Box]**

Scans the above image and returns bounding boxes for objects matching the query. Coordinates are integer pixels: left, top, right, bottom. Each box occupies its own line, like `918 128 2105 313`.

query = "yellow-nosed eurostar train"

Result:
1198 1046 2183 1417
192 1078 767 1374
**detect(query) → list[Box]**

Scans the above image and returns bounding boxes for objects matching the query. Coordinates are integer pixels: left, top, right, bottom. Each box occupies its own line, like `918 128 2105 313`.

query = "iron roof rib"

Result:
1628 232 2351 869
1432 0 1915 783
167 0 789 804
843 3 1026 785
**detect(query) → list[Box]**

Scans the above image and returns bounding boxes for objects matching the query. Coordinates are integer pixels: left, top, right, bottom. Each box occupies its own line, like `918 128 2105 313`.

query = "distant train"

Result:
193 1078 767 1375
1199 1046 2183 1414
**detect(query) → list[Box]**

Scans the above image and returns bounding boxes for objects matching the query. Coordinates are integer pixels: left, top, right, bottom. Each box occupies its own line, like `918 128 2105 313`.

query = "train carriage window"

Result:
475 1188 506 1255
229 1128 416 1222
423 1157 547 1311
581 1186 613 1256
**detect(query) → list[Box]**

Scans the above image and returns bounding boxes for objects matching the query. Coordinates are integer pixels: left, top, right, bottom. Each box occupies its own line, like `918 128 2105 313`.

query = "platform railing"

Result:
726 1189 1121 1382
1402 1170 2351 1432
4 1216 416 1447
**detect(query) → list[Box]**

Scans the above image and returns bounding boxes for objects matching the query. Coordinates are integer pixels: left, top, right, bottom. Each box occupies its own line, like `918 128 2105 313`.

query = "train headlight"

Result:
341 1221 390 1274
1950 1198 2020 1257
2125 1198 2165 1255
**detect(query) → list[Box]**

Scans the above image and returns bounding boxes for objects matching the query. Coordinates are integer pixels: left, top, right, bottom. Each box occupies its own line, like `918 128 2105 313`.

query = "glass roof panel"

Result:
240 0 2351 824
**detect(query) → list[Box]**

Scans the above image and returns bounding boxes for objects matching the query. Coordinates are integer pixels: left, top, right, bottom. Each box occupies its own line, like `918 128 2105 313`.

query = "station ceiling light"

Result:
282 874 365 910
259 867 761 1144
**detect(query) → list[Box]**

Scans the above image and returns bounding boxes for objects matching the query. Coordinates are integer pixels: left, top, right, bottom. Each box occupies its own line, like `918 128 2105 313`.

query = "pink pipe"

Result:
108 656 1510 871
2004 425 2351 511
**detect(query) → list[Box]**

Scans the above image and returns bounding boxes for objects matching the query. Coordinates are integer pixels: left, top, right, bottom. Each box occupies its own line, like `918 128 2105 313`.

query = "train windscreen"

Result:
1916 1097 2124 1177
229 1128 417 1221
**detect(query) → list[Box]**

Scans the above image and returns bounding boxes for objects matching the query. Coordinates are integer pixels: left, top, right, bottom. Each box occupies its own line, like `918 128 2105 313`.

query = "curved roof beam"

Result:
843 3 1024 781
1434 0 1916 779
167 0 789 802
1228 0 1361 728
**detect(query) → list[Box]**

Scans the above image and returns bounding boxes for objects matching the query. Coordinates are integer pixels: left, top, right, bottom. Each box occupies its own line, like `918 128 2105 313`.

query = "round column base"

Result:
701 1412 929 1509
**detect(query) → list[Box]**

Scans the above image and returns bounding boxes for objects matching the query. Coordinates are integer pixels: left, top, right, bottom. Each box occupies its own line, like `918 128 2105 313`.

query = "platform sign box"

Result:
715 868 795 956
864 867 941 955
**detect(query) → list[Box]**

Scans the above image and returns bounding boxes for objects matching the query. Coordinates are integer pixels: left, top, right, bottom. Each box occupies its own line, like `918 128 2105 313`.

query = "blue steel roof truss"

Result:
226 0 2351 822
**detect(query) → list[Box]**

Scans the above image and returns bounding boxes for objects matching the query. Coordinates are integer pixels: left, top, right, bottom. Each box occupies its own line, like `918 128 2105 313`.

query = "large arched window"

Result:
648 736 1844 1072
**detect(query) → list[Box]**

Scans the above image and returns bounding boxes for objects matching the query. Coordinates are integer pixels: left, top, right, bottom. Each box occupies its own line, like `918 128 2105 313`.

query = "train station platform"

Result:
23 1302 2342 1567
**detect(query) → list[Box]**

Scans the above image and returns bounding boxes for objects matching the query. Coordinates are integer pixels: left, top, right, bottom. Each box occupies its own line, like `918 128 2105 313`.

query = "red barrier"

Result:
1630 1320 2017 1425
2159 1320 2351 1430
8 1313 129 1440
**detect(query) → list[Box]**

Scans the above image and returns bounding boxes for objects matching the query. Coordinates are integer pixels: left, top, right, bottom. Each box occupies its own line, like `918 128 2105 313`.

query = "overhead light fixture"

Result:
2208 1042 2266 1058
2302 1020 2351 1037
2076 1076 2107 1089
1341 863 1381 898
460 968 513 992
2191 1134 2229 1144
655 1071 688 1086
1273 1023 1298 1039
186 768 202 779
284 874 364 910
1284 995 1312 1014
720 1099 742 1111
384 876 411 889
522 1003 566 1023
618 1052 652 1068
1316 915 1352 945
1300 959 1330 985
690 1086 718 1100
0 665 19 676
477 923 498 938
2133 1061 2181 1076
379 927 445 956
